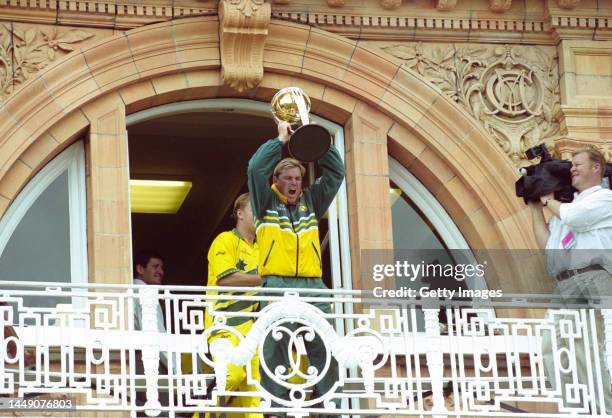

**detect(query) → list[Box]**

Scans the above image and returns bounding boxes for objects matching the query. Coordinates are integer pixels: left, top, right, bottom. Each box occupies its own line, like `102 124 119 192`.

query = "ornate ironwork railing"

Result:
0 281 611 417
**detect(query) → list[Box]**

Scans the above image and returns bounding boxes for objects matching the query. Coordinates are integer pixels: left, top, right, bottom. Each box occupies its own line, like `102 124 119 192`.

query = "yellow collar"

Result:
271 183 302 204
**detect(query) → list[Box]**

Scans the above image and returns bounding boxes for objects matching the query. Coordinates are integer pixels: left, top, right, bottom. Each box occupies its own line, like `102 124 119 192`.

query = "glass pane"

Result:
0 171 71 307
390 180 465 329
390 181 447 251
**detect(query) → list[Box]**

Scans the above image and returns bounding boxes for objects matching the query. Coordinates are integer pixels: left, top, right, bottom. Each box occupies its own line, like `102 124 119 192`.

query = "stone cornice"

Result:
546 2 612 40
271 11 554 44
0 0 216 29
558 107 612 117
548 13 612 41
555 106 612 139
0 1 610 43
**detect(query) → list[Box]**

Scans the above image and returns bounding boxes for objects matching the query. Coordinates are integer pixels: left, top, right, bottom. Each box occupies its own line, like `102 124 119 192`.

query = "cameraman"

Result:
529 146 612 412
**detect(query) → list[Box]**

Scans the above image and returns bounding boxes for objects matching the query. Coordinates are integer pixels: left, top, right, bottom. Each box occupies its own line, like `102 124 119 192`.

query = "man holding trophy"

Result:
247 87 345 415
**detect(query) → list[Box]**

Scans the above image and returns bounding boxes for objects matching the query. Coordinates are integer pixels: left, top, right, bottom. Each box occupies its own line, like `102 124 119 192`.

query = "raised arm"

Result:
248 147 281 219
248 123 293 218
309 143 345 219
528 201 550 249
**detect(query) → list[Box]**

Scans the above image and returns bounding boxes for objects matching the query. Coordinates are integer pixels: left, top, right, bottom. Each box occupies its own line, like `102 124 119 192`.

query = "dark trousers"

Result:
259 277 340 415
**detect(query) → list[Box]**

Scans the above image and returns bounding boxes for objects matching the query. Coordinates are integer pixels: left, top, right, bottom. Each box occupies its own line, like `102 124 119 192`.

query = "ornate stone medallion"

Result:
382 42 560 165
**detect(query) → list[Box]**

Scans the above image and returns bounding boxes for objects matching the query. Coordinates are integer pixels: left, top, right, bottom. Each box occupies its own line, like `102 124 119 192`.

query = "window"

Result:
389 158 490 328
0 142 87 307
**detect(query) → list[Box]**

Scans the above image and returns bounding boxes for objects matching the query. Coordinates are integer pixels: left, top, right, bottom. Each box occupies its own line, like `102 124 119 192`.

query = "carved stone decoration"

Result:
382 42 561 165
327 0 346 7
218 0 271 92
489 0 511 13
435 0 457 11
557 0 581 9
380 0 401 10
0 24 94 101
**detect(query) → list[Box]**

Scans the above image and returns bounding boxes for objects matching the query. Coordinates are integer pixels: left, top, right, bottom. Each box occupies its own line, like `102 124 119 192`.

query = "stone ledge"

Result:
0 1 610 43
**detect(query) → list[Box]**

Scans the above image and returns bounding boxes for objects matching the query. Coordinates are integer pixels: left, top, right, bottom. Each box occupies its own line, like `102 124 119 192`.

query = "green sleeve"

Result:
247 139 282 218
309 143 345 219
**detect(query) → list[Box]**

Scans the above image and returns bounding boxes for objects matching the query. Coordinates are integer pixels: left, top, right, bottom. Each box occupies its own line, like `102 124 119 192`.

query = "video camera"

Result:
515 144 612 204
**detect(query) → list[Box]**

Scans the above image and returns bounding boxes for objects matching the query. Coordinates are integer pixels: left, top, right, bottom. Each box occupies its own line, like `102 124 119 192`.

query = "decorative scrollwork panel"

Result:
380 42 561 165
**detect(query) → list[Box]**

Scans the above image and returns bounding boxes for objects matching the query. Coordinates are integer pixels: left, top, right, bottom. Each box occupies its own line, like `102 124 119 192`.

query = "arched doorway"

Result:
125 99 352 294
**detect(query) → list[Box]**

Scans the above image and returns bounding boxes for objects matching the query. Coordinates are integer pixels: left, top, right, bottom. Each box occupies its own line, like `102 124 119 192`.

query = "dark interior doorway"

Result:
127 110 334 289
128 111 277 286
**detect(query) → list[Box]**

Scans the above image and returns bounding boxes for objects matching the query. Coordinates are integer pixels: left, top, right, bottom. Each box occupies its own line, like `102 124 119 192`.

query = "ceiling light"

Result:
130 180 192 214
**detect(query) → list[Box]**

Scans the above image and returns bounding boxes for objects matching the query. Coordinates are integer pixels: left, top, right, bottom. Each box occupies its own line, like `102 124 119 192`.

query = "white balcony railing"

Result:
1 281 612 417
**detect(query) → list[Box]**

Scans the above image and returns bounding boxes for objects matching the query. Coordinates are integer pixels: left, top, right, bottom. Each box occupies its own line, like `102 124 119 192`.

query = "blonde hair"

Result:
273 158 306 178
232 192 250 219
572 146 607 179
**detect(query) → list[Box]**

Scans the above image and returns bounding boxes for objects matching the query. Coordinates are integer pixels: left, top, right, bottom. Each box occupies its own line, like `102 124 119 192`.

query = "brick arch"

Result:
0 16 532 252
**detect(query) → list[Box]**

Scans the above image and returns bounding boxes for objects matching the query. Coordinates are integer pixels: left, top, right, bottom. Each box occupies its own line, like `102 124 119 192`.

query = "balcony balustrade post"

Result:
139 287 162 416
209 337 232 392
0 304 14 386
602 309 612 380
424 308 447 418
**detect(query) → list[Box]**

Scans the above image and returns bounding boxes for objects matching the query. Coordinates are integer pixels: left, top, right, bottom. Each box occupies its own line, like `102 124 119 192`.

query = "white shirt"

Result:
546 185 612 275
133 278 173 373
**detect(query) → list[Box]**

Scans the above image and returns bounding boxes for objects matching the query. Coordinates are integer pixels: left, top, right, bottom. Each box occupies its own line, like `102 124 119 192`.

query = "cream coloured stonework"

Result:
218 0 271 92
0 4 607 417
376 41 561 165
0 1 609 294
0 18 538 296
557 39 612 145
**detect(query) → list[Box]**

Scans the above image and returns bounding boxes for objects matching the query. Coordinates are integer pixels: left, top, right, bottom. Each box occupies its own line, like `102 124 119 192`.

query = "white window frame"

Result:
0 141 88 286
389 157 489 292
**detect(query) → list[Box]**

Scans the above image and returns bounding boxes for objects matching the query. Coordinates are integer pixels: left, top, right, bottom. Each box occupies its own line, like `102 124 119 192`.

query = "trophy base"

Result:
288 124 331 163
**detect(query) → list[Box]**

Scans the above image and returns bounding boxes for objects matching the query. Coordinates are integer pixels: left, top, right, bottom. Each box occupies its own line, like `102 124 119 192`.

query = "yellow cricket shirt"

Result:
205 229 259 337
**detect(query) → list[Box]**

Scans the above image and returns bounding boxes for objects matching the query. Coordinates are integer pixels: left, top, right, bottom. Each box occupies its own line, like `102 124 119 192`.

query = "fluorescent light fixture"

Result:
130 180 192 214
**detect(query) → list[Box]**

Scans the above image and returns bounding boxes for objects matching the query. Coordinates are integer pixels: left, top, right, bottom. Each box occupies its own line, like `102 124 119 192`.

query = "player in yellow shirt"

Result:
204 192 262 418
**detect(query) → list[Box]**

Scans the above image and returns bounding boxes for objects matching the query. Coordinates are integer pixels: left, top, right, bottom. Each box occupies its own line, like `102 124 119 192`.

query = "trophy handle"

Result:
292 88 310 127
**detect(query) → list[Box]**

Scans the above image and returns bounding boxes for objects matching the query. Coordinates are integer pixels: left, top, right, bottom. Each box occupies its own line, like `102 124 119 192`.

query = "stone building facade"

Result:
0 0 610 416
1 0 609 292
